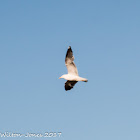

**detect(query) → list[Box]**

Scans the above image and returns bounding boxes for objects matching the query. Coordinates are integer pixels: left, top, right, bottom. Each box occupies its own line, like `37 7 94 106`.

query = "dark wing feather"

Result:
65 80 78 91
65 46 78 75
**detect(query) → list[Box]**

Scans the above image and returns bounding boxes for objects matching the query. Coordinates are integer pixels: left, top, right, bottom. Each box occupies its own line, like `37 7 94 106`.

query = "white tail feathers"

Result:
81 78 88 82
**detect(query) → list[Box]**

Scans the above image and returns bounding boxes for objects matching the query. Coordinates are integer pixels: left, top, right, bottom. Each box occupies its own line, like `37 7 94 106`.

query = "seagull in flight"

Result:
59 46 88 91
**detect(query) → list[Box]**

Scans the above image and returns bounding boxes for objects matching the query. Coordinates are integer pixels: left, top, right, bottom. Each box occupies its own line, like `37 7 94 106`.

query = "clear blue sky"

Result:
0 0 140 140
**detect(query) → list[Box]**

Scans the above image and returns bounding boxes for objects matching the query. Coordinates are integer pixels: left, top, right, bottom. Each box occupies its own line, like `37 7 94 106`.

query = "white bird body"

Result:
60 74 88 82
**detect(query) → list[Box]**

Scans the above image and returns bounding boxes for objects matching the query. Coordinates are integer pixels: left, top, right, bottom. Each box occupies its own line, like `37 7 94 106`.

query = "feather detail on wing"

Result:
65 46 78 76
65 80 78 91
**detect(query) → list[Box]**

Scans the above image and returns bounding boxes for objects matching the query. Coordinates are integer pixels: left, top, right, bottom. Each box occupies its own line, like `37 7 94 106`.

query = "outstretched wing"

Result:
65 46 78 76
65 80 78 91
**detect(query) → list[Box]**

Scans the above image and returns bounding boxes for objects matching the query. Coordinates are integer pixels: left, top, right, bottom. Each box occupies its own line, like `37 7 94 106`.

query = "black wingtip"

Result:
66 46 73 58
68 46 72 52
65 81 77 91
65 84 73 91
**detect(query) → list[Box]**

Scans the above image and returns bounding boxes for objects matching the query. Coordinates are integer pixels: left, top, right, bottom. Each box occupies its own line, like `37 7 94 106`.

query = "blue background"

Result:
0 0 140 140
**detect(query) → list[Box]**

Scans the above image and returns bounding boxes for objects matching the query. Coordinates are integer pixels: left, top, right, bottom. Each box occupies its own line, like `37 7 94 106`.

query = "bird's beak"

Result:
59 77 61 79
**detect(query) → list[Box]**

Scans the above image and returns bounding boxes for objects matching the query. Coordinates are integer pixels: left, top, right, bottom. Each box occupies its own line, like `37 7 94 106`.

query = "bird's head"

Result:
59 74 66 79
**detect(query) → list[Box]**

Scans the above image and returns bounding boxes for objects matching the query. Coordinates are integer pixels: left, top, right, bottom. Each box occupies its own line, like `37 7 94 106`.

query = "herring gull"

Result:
59 46 88 91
